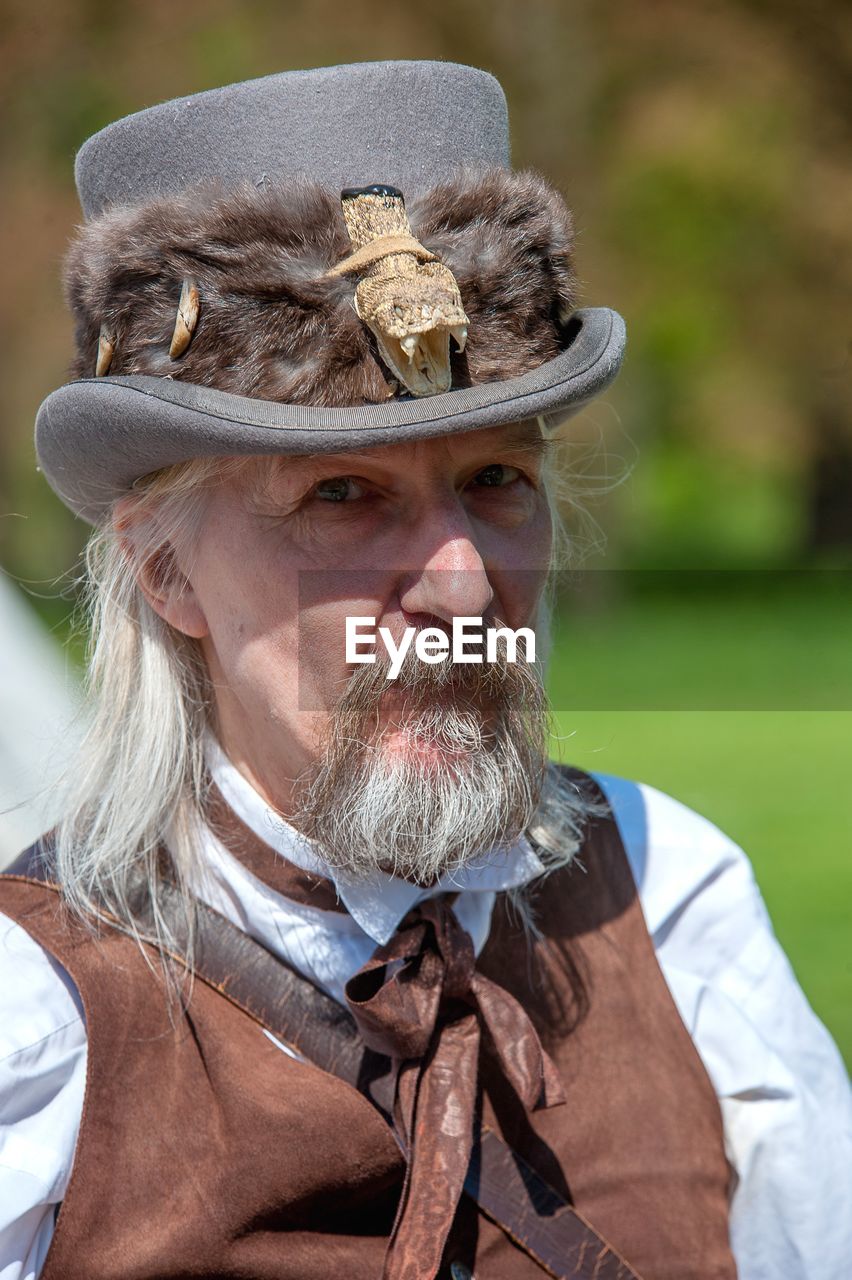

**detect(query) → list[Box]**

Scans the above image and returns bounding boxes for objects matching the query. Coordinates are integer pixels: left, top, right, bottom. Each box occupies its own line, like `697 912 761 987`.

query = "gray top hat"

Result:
37 59 626 522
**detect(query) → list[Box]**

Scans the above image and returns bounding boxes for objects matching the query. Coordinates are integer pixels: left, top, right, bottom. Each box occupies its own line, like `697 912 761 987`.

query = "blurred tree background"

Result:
0 0 849 1060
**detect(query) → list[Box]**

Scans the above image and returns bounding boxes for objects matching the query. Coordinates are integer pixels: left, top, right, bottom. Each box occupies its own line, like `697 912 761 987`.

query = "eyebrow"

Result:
251 420 553 494
493 423 554 458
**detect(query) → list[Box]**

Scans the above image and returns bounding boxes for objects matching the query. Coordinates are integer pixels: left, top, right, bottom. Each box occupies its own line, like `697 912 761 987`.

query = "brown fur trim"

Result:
63 167 578 406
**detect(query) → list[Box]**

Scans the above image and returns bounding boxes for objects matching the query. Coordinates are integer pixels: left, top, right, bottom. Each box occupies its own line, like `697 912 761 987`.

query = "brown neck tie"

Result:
345 895 566 1280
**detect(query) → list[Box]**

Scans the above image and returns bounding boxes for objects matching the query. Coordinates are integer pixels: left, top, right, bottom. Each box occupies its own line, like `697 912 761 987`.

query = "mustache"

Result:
330 651 539 761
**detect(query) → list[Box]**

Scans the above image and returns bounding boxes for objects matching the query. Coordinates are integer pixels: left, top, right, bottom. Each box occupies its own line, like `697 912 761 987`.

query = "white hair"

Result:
50 457 238 975
49 417 616 972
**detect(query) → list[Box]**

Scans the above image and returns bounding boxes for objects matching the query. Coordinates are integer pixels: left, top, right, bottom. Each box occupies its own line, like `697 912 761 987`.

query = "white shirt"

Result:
1 752 850 1279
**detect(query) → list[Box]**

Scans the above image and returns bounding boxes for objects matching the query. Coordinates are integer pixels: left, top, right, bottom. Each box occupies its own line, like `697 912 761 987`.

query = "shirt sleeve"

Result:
0 912 87 1280
592 771 852 1280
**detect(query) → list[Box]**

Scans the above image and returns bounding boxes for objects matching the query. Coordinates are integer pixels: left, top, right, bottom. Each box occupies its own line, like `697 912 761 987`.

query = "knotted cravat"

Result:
345 895 566 1280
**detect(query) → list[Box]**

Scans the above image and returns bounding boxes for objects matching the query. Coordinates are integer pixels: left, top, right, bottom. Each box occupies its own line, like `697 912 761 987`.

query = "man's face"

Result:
168 417 554 876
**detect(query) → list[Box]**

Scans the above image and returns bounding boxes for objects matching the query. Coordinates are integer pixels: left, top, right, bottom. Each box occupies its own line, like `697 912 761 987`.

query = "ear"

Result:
113 495 210 639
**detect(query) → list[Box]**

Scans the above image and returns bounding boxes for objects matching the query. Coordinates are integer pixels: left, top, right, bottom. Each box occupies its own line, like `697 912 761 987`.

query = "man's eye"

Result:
471 464 521 488
313 476 365 503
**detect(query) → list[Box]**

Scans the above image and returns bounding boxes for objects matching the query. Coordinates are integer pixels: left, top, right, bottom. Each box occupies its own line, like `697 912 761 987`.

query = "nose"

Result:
398 507 494 626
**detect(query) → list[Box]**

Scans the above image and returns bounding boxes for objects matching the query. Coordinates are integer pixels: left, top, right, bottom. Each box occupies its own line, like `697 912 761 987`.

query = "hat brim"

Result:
36 306 625 523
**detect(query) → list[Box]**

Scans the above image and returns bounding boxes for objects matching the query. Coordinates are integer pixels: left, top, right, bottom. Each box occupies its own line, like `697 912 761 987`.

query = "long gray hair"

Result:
49 417 610 969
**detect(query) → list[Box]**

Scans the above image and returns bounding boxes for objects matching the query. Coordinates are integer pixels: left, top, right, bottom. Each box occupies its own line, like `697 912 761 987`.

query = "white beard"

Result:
290 643 550 885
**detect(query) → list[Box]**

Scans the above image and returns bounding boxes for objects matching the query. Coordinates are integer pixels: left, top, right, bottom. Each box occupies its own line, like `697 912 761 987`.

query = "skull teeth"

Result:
450 324 468 354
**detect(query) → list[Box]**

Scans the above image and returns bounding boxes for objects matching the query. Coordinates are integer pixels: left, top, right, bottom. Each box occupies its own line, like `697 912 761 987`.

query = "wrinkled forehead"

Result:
245 415 550 488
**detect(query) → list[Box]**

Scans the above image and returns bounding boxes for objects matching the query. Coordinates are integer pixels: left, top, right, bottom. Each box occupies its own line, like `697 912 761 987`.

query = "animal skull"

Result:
332 185 470 398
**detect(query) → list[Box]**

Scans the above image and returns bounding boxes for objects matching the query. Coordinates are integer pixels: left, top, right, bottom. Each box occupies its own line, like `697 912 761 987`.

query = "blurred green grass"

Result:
546 581 852 1070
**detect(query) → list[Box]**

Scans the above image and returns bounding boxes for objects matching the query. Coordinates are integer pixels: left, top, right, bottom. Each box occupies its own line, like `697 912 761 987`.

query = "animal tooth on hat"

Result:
323 183 469 397
169 279 201 360
95 325 116 377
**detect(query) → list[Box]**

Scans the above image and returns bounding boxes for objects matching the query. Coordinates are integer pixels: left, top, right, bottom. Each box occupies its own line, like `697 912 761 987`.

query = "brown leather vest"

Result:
0 778 738 1280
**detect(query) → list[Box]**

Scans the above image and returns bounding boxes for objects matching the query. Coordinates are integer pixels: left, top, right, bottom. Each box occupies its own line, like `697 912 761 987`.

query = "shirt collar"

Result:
204 734 546 946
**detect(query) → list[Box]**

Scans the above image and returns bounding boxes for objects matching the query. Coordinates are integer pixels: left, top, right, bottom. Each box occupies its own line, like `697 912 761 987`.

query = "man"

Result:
1 60 849 1280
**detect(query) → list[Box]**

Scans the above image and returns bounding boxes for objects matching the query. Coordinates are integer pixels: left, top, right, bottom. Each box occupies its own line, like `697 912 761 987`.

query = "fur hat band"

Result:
64 165 579 408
